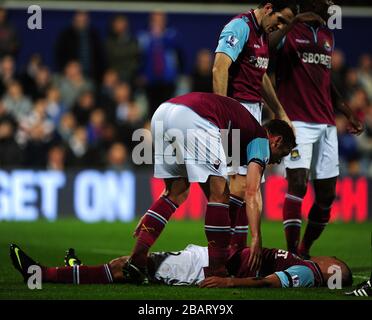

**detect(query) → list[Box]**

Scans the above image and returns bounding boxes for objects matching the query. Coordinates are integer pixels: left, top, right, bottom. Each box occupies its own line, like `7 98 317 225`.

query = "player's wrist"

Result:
226 277 235 288
250 233 262 241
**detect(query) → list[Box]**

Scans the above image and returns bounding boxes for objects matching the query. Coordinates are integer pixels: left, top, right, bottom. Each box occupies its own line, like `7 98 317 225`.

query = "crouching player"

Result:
10 243 353 289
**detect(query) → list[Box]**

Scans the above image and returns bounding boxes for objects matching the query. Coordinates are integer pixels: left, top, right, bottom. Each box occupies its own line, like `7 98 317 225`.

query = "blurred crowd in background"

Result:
0 8 371 177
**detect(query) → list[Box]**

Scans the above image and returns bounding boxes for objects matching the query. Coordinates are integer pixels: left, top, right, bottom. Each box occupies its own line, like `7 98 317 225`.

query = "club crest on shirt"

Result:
290 149 301 161
249 56 257 64
226 35 239 48
292 275 300 287
324 40 332 52
213 159 221 170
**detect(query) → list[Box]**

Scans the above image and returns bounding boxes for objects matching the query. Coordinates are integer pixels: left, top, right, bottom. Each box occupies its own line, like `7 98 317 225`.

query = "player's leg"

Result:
298 125 339 257
228 102 262 250
130 177 190 271
123 102 191 279
171 102 229 275
10 244 115 285
298 177 337 257
42 265 115 284
284 168 309 254
282 122 317 254
199 175 230 276
229 174 250 250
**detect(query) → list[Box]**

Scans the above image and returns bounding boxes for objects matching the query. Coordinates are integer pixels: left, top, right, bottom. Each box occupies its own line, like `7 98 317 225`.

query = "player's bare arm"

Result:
331 83 364 135
245 162 264 272
212 52 232 96
269 12 326 51
200 274 281 288
261 73 293 132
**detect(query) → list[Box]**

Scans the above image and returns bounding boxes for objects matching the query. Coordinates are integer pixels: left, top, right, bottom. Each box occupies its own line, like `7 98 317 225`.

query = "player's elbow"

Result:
264 274 283 288
212 63 227 78
212 66 220 78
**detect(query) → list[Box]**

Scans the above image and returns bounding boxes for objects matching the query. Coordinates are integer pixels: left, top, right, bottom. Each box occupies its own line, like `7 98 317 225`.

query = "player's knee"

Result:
229 175 246 199
178 187 190 203
286 169 309 198
164 179 190 206
316 192 336 209
167 187 190 206
287 179 307 198
210 185 229 203
208 186 229 203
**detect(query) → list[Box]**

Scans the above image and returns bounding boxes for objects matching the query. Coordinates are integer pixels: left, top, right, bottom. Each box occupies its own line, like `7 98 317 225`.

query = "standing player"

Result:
269 0 364 256
212 0 297 252
125 92 295 283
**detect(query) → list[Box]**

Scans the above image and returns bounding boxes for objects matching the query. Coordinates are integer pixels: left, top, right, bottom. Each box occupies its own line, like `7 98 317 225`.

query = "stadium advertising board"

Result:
0 170 370 222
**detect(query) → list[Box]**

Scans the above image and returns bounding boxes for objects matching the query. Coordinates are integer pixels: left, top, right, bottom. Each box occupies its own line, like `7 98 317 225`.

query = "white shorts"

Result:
152 103 227 183
151 244 208 286
283 121 339 180
228 101 264 180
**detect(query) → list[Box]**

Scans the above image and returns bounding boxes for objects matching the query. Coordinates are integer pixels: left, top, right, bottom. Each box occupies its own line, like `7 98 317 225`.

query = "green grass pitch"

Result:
0 219 371 300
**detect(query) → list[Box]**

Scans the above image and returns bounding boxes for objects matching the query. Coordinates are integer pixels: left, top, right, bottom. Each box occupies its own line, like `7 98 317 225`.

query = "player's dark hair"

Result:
264 119 297 150
258 0 298 15
298 0 330 13
333 257 354 287
298 0 315 13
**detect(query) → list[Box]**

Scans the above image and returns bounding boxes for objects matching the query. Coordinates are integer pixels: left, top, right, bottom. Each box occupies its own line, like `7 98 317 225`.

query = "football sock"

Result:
131 196 178 268
283 193 303 254
229 195 248 250
205 202 231 273
299 203 331 256
42 265 113 284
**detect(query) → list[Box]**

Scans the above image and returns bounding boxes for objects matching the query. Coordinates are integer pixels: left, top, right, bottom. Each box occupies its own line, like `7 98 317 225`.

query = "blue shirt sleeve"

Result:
275 265 315 288
246 138 270 168
215 18 250 62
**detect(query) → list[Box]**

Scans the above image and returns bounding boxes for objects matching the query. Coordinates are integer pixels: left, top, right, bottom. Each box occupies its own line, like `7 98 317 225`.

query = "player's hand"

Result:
348 116 364 136
294 12 326 26
248 235 262 273
199 277 233 288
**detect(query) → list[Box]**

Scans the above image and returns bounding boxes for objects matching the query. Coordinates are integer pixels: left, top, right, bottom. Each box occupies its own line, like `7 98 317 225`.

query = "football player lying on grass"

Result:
10 243 354 289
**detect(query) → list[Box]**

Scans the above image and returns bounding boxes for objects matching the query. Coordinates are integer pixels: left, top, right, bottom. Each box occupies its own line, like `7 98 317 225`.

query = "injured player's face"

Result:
310 256 353 288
